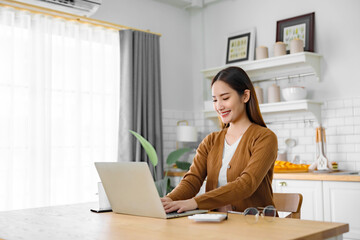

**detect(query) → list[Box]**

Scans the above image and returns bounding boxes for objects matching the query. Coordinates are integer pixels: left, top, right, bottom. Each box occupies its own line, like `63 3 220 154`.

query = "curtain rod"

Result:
0 0 162 36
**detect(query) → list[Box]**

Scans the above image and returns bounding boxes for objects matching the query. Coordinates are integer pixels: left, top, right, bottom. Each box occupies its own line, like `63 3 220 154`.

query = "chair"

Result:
273 193 303 219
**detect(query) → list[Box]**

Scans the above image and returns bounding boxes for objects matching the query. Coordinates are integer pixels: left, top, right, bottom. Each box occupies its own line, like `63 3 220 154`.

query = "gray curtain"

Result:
118 30 164 180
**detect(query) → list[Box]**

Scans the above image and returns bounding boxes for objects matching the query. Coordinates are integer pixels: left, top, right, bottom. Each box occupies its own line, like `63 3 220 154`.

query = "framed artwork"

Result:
226 28 255 64
276 12 315 53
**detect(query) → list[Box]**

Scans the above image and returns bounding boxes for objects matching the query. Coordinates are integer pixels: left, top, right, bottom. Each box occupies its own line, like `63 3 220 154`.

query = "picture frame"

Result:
276 12 315 53
226 28 255 64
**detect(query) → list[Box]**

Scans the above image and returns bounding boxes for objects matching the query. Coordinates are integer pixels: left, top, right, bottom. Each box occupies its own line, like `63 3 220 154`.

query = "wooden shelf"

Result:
201 52 322 82
204 100 323 124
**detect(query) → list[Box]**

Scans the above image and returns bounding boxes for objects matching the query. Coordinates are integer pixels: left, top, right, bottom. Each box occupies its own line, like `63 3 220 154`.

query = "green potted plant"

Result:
129 130 192 197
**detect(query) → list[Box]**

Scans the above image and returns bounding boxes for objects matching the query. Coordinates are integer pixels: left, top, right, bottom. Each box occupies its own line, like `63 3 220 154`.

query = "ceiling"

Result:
152 0 221 9
152 0 192 8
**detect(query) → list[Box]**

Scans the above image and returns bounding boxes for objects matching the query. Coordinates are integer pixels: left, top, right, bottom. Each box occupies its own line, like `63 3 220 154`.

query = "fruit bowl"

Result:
282 86 307 101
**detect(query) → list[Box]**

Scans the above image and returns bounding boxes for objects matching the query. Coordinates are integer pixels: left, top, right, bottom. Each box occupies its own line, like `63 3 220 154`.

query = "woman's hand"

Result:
162 198 198 213
161 196 173 204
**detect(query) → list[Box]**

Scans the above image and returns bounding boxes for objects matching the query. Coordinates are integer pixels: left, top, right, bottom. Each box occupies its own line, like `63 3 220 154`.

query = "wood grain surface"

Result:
0 202 349 240
274 172 360 182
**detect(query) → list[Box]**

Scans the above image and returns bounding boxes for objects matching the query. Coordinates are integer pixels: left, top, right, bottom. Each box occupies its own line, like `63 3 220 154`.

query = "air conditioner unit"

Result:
17 0 101 17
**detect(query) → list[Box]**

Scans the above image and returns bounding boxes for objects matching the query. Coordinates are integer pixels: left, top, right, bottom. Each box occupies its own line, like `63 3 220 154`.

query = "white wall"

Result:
93 0 194 111
190 0 360 110
187 0 360 170
93 0 360 168
93 0 360 112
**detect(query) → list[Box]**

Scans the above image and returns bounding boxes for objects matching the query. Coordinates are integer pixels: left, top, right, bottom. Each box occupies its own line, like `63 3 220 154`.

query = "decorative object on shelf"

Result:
267 83 280 103
254 86 264 104
226 28 255 64
255 46 268 60
273 41 286 57
290 38 304 54
176 120 198 149
276 12 315 53
282 86 307 101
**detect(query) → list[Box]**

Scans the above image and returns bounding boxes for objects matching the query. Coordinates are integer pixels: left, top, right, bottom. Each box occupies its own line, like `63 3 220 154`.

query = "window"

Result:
0 7 120 210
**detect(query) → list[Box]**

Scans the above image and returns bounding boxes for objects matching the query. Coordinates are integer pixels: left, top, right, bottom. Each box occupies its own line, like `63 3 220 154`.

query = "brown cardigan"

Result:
167 124 278 211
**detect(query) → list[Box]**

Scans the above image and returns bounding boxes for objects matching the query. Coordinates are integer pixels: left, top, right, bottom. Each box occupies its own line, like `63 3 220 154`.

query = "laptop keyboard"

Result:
166 209 208 218
166 211 181 217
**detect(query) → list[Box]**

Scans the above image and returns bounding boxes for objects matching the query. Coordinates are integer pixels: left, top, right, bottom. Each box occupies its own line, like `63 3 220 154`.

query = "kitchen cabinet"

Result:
273 179 323 221
273 176 360 240
323 181 360 240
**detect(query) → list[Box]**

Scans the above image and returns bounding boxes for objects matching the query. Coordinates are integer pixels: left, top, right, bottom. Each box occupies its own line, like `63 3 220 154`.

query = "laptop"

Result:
94 162 208 219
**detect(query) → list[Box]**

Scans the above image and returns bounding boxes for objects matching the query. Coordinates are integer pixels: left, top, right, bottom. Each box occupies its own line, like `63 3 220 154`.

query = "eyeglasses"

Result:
228 205 277 224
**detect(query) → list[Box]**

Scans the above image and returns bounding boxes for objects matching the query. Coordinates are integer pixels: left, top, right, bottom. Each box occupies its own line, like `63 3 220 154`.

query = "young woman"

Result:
161 66 278 213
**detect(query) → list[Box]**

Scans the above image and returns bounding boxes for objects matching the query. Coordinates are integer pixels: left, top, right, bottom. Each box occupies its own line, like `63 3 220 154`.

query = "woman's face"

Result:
211 80 249 124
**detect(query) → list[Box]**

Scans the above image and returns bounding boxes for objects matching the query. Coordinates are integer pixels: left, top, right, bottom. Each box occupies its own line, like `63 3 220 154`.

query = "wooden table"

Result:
0 203 348 240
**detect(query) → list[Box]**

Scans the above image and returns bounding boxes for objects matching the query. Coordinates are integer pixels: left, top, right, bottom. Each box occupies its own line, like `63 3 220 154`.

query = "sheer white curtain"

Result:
0 7 120 211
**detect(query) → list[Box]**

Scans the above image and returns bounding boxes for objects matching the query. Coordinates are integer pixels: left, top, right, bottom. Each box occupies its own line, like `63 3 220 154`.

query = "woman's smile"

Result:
219 110 231 118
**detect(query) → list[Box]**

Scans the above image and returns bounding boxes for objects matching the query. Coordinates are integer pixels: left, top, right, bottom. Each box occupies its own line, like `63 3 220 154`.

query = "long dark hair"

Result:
211 66 266 129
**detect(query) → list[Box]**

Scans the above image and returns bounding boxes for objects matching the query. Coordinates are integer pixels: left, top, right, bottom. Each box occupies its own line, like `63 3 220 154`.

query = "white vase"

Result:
267 84 280 103
274 41 286 56
255 86 264 104
290 39 304 54
256 46 268 60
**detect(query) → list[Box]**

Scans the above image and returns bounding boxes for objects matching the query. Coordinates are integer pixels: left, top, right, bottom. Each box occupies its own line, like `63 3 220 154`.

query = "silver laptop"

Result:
94 162 207 219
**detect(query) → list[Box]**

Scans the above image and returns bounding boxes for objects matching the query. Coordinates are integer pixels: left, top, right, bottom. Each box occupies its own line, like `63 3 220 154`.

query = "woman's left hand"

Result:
162 198 198 213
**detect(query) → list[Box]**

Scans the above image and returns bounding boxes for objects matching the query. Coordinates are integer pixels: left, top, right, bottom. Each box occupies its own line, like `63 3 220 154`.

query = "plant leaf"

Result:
166 148 192 165
175 161 191 170
155 177 169 197
129 130 158 167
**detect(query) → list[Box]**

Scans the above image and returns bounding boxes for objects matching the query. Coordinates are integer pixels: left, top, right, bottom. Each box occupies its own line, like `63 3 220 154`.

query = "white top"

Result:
217 136 242 187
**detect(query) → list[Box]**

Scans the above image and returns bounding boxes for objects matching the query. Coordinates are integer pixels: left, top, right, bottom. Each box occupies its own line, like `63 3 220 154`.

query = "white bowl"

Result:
282 86 307 101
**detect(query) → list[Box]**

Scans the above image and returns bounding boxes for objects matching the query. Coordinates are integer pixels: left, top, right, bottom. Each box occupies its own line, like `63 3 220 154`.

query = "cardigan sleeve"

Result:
194 129 277 210
166 132 216 201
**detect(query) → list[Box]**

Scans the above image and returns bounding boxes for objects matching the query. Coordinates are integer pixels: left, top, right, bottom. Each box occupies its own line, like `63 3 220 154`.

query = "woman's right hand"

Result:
161 196 173 210
162 198 198 213
160 196 173 206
